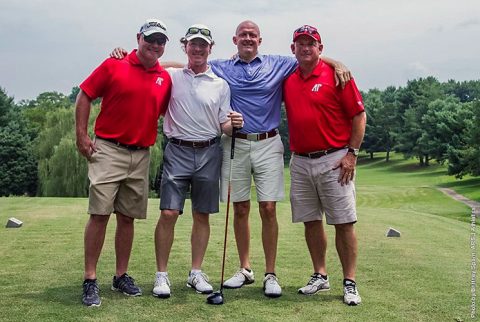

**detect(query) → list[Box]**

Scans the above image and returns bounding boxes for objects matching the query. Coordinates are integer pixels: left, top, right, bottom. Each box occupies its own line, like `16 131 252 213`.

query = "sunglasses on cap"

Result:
186 27 211 37
294 25 319 35
143 34 167 46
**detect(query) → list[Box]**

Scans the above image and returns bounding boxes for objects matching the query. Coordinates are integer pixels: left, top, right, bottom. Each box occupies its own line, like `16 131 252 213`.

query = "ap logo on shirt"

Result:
311 84 322 92
155 77 164 86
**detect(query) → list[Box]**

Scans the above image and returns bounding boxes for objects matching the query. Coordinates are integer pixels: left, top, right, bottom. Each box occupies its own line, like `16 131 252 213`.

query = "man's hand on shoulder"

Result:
110 48 128 59
333 61 352 89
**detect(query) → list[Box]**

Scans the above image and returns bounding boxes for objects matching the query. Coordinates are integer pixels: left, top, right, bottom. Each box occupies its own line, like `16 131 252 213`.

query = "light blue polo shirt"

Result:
210 55 297 134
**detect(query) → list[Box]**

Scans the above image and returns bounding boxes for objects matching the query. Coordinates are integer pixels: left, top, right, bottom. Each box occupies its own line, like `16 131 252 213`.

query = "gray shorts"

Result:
160 140 222 214
289 149 357 225
220 134 284 203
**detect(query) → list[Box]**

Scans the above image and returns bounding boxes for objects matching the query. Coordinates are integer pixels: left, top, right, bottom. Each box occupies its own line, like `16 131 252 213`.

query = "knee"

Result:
89 214 110 225
335 223 354 235
259 202 276 217
160 210 179 226
193 212 210 226
234 201 250 217
116 213 134 225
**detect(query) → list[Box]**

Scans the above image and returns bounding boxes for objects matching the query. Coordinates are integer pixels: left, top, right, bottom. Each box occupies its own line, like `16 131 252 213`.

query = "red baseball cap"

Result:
293 25 321 43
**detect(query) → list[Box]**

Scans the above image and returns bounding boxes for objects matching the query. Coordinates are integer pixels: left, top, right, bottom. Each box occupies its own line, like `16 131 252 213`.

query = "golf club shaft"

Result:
219 128 236 292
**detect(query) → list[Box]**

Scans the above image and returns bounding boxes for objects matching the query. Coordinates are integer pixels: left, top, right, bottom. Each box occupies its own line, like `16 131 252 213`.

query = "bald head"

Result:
235 20 260 36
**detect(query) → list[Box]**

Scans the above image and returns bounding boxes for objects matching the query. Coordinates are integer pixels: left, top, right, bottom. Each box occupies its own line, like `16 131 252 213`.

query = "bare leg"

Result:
155 210 179 272
191 211 210 270
233 200 251 269
115 212 135 277
334 223 357 280
84 214 110 279
259 201 278 273
304 220 327 275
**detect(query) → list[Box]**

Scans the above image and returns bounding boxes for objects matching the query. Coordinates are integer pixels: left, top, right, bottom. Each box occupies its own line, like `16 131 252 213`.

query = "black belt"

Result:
96 136 148 150
295 147 345 159
169 137 218 148
235 129 278 141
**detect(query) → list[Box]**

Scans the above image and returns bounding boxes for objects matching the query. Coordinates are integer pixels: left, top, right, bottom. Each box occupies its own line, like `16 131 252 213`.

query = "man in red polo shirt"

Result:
75 18 172 307
283 25 366 306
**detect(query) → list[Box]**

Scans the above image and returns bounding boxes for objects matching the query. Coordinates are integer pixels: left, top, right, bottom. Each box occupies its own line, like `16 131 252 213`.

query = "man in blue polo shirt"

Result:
211 21 350 298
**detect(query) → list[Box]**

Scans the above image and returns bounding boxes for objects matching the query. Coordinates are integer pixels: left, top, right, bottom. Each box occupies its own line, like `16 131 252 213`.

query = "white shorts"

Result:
220 134 285 203
289 149 357 225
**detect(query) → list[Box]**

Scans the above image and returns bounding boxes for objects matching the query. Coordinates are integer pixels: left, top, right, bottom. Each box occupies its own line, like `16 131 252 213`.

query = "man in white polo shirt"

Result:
152 24 243 299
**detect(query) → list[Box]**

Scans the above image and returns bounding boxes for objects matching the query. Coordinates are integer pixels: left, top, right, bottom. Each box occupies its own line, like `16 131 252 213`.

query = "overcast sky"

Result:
1 0 479 101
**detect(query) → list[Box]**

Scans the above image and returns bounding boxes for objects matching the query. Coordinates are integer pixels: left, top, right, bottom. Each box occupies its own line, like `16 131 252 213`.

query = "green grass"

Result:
0 153 477 321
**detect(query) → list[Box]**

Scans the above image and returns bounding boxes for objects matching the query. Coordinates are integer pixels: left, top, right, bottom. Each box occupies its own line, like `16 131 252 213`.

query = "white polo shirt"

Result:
163 66 231 141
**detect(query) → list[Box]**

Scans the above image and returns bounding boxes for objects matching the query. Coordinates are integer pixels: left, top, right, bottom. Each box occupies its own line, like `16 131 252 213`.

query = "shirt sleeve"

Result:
218 81 231 124
272 55 298 79
79 58 112 100
209 59 227 79
340 78 365 118
159 71 172 116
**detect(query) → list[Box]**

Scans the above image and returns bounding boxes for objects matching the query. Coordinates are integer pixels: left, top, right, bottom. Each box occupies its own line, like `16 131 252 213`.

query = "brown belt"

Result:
235 129 278 141
169 137 218 148
295 147 345 159
96 136 148 150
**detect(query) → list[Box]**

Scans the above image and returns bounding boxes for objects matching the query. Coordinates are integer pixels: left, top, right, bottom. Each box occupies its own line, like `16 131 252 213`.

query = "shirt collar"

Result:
182 65 216 79
233 54 263 65
295 59 324 79
127 49 162 72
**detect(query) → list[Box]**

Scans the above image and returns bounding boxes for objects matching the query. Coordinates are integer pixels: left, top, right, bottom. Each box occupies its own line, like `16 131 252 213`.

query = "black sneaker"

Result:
82 279 101 307
111 273 142 296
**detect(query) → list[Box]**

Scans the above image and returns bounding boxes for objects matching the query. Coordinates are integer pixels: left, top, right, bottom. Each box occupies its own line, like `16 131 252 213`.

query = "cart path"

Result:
437 188 480 213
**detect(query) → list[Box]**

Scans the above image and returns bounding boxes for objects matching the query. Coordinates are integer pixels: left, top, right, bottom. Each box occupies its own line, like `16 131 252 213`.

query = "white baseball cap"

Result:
139 19 168 39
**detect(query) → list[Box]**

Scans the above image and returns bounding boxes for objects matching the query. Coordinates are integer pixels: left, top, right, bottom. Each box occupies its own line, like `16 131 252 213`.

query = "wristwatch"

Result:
347 147 359 156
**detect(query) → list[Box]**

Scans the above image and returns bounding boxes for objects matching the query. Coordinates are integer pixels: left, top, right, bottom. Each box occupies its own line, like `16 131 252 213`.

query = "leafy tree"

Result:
447 100 480 178
419 97 473 163
69 86 80 103
0 87 15 127
36 105 99 197
443 80 480 103
0 121 37 196
394 77 444 165
38 137 88 196
0 88 37 196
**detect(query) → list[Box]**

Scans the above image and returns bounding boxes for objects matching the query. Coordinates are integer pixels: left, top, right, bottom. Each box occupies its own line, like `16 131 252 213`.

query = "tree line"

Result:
0 77 479 197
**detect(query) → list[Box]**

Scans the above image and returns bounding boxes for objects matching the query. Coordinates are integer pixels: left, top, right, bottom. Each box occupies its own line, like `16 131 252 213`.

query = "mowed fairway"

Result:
0 154 477 321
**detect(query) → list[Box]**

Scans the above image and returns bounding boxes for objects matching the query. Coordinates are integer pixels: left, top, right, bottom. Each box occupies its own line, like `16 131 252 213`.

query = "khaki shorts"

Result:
289 149 357 225
220 134 284 203
88 138 150 219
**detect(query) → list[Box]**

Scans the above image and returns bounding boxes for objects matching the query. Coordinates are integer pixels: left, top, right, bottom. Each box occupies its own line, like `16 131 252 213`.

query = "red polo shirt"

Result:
283 60 364 153
80 50 171 147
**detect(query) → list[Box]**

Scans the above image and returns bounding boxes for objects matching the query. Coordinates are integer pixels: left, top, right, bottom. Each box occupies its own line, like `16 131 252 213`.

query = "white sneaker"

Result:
223 268 255 289
187 271 213 294
263 274 282 298
152 273 171 298
343 280 361 305
298 274 330 295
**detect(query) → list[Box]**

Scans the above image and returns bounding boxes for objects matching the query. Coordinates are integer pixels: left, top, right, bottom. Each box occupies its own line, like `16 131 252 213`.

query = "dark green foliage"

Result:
447 100 480 178
0 121 37 196
0 88 38 196
279 104 291 164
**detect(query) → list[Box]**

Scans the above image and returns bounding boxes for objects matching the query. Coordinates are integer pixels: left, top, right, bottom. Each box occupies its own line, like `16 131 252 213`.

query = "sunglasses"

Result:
294 25 319 35
143 34 167 46
186 27 211 37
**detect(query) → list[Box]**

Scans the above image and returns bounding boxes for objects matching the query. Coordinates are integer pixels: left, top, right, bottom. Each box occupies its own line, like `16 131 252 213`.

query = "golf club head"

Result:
206 291 224 305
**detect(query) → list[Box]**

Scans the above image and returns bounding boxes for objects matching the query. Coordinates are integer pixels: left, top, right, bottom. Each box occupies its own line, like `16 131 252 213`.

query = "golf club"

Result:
207 129 236 305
